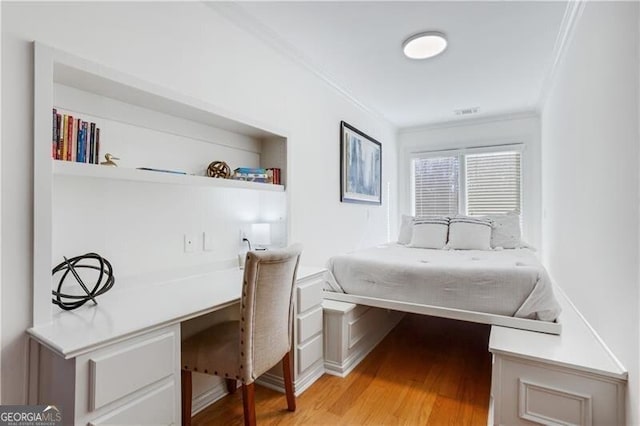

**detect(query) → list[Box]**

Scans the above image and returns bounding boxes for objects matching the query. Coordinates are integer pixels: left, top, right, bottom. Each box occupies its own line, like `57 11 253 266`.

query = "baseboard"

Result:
255 372 284 394
256 361 325 396
191 381 228 416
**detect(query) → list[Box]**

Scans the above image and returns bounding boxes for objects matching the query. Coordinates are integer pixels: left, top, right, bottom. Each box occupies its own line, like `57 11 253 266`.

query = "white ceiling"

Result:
226 1 569 128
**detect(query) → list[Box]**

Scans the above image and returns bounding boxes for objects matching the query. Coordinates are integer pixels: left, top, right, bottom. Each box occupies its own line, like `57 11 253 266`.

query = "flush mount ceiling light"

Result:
403 31 448 60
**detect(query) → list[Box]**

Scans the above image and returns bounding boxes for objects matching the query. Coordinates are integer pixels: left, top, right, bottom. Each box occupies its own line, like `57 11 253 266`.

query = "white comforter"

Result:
327 244 561 321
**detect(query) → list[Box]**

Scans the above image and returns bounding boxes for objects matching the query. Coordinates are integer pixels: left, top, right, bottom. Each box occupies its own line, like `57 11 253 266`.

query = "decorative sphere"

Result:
207 161 231 179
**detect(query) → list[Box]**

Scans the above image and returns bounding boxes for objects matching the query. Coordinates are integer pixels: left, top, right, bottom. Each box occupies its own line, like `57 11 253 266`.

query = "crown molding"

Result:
205 2 397 130
537 0 586 110
399 110 540 134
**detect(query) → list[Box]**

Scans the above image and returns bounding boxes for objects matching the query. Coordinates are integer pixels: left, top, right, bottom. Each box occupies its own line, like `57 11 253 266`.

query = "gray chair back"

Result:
240 244 302 384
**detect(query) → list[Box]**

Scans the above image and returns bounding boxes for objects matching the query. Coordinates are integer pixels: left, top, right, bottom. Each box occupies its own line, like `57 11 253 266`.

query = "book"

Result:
81 122 87 163
52 109 57 159
232 176 270 183
234 167 267 174
89 123 96 164
56 113 62 160
234 172 268 179
61 115 68 161
136 167 187 175
71 119 78 162
95 128 100 164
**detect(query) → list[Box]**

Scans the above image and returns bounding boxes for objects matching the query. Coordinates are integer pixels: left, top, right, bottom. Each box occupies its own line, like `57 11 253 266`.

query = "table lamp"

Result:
251 223 272 250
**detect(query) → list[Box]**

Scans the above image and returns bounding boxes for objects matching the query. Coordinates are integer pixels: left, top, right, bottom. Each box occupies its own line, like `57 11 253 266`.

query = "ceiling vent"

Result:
454 107 480 116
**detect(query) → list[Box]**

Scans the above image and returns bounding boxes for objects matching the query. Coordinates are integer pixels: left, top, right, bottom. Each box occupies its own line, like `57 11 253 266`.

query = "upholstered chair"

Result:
181 244 302 426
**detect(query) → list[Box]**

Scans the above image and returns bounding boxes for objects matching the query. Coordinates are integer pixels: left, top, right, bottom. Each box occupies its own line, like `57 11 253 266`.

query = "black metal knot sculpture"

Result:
51 253 115 311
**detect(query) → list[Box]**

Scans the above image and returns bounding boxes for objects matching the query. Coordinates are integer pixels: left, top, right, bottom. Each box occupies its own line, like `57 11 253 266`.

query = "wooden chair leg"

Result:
225 378 237 394
282 352 296 412
181 369 192 426
241 383 257 426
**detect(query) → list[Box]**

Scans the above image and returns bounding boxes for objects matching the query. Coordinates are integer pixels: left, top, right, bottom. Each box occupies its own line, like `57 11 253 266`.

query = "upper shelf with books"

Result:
33 42 290 327
53 160 285 192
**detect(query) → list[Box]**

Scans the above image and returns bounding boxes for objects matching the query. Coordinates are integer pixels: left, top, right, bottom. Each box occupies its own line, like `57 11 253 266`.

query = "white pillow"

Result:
447 216 492 250
409 216 449 249
485 212 522 249
397 215 414 245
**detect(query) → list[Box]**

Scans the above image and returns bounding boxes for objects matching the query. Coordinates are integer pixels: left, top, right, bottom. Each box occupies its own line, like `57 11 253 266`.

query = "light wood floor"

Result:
193 314 492 425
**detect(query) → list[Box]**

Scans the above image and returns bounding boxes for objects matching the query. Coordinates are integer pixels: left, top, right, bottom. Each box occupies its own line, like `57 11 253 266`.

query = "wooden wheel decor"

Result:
207 161 231 179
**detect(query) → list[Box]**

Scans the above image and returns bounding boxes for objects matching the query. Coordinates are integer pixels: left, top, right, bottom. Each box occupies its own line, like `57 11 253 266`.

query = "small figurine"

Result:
101 153 120 167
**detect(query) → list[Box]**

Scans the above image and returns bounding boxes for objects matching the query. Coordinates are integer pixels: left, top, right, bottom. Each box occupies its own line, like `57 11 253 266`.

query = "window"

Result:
412 146 521 218
413 156 459 217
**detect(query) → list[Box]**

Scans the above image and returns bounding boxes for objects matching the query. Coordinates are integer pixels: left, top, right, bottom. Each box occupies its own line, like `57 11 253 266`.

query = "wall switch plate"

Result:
203 232 214 251
184 234 195 253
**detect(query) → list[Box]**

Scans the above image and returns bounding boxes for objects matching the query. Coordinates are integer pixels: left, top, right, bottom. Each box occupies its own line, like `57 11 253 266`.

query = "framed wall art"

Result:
340 121 382 205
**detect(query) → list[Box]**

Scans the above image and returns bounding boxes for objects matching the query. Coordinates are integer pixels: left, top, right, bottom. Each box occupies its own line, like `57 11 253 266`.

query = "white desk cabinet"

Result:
257 267 326 395
37 324 181 426
30 266 326 425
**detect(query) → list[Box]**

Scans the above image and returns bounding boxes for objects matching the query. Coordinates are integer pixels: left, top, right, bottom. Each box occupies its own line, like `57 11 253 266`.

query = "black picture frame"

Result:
340 121 382 205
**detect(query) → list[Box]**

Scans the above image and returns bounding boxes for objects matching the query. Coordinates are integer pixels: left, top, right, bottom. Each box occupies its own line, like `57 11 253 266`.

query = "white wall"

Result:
1 2 397 404
398 114 542 249
540 2 639 423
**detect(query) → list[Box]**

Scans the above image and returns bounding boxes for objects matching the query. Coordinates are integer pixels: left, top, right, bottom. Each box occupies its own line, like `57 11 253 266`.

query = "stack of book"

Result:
52 108 101 164
232 167 269 183
231 167 281 185
267 168 281 185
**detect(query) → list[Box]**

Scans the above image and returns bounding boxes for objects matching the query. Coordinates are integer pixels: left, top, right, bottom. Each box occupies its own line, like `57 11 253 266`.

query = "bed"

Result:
324 244 562 334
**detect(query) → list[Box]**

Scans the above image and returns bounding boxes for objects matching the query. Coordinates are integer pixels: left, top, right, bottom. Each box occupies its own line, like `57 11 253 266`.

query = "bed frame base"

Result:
323 291 561 335
323 300 404 377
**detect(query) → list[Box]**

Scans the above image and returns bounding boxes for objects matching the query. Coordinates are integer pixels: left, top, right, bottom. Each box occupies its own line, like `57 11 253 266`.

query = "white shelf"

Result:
53 160 284 192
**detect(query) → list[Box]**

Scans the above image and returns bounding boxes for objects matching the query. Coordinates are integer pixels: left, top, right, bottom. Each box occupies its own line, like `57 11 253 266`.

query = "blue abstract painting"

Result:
340 121 382 204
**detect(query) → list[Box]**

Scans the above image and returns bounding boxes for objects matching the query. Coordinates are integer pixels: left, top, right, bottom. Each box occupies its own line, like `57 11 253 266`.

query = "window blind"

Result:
465 151 521 216
413 156 459 216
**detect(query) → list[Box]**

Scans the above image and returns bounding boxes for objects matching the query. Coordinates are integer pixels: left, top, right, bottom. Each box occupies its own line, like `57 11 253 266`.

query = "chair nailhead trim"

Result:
204 369 208 373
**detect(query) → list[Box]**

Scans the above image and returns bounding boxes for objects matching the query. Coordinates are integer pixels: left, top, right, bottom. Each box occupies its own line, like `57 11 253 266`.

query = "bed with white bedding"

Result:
325 244 562 334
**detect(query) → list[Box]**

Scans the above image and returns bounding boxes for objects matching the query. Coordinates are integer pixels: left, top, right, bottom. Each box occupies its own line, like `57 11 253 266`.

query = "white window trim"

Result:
410 142 524 159
410 143 524 217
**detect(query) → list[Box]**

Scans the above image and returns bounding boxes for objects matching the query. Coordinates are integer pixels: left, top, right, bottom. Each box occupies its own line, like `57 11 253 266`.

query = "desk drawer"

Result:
297 307 322 343
89 381 175 426
297 334 323 374
297 279 323 313
89 332 176 411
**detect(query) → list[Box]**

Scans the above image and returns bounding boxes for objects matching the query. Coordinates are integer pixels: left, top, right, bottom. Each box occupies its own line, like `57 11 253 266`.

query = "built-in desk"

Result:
28 265 326 426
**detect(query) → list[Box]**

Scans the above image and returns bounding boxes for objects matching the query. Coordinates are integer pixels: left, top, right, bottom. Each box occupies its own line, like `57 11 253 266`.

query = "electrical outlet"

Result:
184 234 195 253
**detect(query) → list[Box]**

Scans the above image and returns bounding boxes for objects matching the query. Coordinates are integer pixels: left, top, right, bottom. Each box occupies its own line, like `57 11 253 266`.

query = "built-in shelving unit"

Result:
33 42 290 327
54 161 285 192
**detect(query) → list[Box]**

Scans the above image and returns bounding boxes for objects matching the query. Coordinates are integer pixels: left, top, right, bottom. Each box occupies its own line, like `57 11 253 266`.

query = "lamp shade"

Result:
251 223 272 246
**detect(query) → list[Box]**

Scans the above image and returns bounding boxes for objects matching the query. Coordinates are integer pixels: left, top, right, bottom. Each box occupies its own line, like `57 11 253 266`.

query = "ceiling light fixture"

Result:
403 31 448 60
